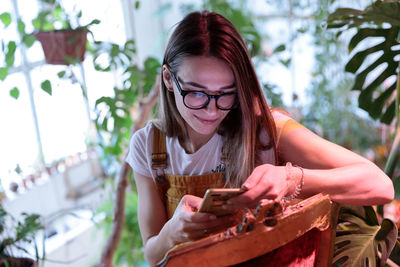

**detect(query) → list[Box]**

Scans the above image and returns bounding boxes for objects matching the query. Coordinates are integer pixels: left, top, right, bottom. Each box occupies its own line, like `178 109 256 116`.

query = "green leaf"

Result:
9 87 19 99
363 206 380 226
135 0 140 9
57 71 66 78
17 20 25 35
143 57 160 73
333 206 398 266
80 19 100 30
273 44 286 53
0 67 8 81
279 58 291 67
375 219 398 266
0 12 12 27
380 101 395 124
23 34 37 48
5 41 16 67
328 2 400 29
342 25 400 125
328 8 364 21
393 176 400 199
345 42 383 74
41 80 52 95
348 28 388 53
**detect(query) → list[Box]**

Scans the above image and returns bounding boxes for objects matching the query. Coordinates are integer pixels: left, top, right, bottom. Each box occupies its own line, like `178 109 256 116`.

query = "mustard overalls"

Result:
151 127 227 219
151 116 302 219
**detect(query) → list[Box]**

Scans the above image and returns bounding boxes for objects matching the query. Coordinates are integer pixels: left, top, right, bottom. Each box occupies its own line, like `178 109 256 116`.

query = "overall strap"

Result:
151 126 169 204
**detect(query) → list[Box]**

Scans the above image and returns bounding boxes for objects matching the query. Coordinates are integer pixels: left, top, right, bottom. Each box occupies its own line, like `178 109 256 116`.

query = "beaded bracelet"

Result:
282 162 304 201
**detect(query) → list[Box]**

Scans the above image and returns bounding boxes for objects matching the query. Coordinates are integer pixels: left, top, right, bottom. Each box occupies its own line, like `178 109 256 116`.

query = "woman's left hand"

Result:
224 164 289 209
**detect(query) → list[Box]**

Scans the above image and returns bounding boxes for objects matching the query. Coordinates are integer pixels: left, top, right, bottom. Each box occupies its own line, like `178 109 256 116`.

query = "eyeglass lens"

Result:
171 71 237 110
185 92 236 109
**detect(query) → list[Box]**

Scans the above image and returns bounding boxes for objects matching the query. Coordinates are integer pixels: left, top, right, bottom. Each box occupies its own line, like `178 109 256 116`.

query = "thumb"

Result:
180 194 203 211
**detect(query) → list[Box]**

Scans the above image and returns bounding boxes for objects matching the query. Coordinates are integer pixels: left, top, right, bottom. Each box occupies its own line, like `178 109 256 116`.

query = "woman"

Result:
126 11 394 266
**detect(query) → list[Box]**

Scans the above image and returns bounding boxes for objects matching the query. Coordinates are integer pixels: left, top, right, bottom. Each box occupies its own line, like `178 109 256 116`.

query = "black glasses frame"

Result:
170 71 238 111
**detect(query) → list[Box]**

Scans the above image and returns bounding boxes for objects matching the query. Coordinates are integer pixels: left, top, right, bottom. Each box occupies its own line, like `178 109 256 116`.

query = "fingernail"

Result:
242 183 250 189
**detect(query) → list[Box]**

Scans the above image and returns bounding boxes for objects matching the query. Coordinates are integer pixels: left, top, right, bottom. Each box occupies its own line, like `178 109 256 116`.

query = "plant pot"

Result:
0 257 37 267
34 30 87 65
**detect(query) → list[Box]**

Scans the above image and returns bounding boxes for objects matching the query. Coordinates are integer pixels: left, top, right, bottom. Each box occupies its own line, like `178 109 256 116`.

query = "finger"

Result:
179 195 217 222
207 216 239 234
228 179 272 206
184 211 217 223
188 215 238 238
241 167 266 191
187 228 212 240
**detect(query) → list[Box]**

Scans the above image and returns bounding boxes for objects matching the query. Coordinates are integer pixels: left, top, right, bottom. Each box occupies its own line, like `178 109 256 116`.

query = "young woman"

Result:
126 11 394 266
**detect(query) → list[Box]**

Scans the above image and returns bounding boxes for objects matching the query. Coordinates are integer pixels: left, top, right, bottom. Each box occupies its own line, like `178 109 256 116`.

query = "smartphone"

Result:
199 188 245 216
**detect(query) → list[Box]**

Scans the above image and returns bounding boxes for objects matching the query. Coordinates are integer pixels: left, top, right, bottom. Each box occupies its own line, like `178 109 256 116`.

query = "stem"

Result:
379 61 400 217
98 76 160 267
383 61 400 177
384 126 400 177
396 60 400 129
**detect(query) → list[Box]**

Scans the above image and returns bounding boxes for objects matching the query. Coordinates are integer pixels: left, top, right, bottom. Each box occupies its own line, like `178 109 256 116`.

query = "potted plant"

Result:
32 0 99 65
0 206 43 267
0 0 99 99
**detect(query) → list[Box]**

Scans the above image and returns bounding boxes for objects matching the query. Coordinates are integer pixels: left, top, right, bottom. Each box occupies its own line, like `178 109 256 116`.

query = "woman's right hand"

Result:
167 194 238 244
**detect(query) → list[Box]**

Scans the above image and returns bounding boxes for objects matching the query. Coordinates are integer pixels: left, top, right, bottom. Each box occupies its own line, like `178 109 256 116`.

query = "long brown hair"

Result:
158 11 277 186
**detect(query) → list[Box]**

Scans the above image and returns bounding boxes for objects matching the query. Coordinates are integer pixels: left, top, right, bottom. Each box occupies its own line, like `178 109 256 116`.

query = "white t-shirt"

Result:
126 122 226 179
126 111 290 180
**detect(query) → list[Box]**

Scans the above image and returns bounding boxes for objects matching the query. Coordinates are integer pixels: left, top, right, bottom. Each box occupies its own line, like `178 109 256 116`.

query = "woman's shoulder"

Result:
126 122 157 177
132 121 155 142
271 108 293 124
270 108 305 139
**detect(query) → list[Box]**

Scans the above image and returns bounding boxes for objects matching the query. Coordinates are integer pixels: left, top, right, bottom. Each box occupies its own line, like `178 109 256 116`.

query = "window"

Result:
0 0 126 196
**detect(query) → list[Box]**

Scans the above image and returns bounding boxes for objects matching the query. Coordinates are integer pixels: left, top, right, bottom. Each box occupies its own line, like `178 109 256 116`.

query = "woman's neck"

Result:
181 126 215 154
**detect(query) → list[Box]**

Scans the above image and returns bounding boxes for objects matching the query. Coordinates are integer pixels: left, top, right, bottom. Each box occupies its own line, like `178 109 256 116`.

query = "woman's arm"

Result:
227 123 394 208
134 172 173 266
134 172 236 266
279 124 394 205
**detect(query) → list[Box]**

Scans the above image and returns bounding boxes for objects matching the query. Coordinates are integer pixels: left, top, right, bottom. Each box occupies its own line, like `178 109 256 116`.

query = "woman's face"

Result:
165 56 236 144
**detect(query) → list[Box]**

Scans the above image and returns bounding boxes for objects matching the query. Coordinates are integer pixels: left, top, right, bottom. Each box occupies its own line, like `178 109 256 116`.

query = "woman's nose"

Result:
204 98 218 114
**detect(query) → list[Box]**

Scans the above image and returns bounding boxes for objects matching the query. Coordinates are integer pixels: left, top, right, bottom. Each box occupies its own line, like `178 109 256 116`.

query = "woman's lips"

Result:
196 116 218 125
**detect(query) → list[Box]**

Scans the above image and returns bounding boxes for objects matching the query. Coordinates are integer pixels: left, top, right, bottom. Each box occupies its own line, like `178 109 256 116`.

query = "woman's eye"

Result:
190 92 206 97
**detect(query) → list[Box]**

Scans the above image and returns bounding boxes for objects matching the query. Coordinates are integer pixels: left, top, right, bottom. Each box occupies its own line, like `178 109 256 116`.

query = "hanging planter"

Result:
34 29 87 65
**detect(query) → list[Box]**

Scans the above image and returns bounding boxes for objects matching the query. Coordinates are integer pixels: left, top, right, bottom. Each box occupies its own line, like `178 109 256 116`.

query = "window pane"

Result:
31 65 89 164
14 0 54 63
65 0 126 43
0 73 40 193
0 0 127 192
0 2 22 67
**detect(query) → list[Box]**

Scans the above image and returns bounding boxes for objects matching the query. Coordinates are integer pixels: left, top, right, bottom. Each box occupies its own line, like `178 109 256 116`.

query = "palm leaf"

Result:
328 1 400 125
333 206 398 267
328 1 400 28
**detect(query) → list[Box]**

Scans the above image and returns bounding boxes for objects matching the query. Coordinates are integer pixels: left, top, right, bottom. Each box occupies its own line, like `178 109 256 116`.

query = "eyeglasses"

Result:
170 72 238 110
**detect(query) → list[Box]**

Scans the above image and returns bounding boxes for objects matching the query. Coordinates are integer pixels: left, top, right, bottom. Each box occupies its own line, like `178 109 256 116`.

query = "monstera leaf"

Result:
333 205 398 267
327 0 400 125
